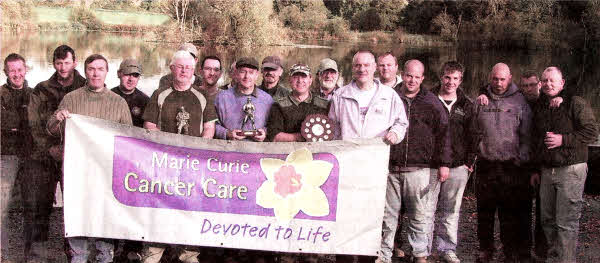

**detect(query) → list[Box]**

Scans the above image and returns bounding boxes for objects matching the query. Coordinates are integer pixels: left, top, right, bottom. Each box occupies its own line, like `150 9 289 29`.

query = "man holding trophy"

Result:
214 57 274 141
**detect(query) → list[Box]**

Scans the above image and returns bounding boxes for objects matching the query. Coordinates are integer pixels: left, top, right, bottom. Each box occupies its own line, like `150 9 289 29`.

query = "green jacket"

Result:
532 90 599 168
28 70 86 160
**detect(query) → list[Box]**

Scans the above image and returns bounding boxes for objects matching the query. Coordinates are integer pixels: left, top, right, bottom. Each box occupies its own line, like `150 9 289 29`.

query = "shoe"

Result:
413 256 427 263
442 251 460 263
394 248 406 258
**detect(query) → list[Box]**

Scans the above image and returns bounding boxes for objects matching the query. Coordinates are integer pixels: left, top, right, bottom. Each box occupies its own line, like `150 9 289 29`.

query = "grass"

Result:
32 6 170 27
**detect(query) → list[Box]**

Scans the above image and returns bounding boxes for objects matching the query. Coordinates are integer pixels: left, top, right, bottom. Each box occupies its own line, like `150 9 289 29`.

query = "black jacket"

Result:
432 86 478 168
532 90 598 168
390 87 452 169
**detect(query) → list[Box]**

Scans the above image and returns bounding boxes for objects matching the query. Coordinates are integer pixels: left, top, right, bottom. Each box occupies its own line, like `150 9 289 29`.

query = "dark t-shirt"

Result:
266 93 329 141
143 87 217 137
111 87 150 128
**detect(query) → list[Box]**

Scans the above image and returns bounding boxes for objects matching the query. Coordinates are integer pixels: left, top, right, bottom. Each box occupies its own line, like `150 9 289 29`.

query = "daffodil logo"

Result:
256 148 333 223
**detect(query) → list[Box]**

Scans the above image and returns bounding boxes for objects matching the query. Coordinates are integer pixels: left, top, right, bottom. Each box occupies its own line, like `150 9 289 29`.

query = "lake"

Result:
3 31 600 118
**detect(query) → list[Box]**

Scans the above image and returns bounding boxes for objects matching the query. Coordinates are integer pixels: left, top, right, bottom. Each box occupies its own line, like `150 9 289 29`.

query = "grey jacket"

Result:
471 83 532 165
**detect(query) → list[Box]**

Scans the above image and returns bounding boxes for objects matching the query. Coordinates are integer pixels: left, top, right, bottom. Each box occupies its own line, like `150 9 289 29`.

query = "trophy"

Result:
301 114 335 142
176 106 190 135
237 97 259 137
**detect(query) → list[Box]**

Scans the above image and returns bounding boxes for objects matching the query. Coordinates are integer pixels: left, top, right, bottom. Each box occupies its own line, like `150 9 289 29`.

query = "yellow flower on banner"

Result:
256 148 333 223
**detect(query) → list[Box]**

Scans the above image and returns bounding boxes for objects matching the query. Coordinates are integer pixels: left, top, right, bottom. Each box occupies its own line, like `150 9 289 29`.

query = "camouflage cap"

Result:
236 57 259 70
178 42 198 58
318 58 338 73
262 55 282 70
289 63 311 76
118 58 142 75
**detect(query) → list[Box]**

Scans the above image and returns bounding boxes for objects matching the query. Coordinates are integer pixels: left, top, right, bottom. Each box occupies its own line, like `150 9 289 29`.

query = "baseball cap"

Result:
236 57 259 70
289 63 311 76
178 42 198 58
118 58 142 75
262 55 282 70
318 58 338 73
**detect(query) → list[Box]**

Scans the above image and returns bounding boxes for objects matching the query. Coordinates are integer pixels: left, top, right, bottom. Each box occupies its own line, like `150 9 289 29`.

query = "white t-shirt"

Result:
352 84 377 124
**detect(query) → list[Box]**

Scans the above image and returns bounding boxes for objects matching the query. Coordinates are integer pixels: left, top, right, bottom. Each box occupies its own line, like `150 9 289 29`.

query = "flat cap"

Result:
318 58 338 73
236 57 259 70
118 58 142 75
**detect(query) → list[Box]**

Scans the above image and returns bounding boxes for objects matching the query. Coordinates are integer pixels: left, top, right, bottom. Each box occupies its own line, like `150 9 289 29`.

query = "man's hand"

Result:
252 128 266 142
227 129 246 141
383 131 398 145
549 97 563 108
55 110 71 122
48 145 64 161
530 173 541 187
544 132 563 149
476 94 489 106
438 166 450 182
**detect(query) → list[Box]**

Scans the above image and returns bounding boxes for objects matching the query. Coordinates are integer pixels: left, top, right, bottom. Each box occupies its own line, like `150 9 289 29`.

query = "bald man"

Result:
471 63 533 262
381 59 451 263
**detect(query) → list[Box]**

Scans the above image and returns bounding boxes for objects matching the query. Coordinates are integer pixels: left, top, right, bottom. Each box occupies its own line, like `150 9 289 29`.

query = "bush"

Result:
69 6 103 30
1 0 34 30
431 12 458 42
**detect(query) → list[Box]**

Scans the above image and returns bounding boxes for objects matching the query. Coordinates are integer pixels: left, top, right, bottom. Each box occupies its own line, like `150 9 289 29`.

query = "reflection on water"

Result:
2 31 600 117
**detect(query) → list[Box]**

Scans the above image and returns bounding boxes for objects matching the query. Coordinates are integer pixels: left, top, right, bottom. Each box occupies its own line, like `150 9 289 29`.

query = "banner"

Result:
63 114 391 256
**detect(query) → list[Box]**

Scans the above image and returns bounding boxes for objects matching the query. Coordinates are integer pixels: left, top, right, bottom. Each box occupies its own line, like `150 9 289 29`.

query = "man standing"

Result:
198 55 223 97
312 58 341 100
431 61 477 263
111 58 149 128
328 50 408 263
267 63 328 142
376 52 403 90
471 63 532 263
47 54 132 263
382 60 451 263
1 53 33 256
25 45 86 261
158 43 202 90
214 57 273 141
259 55 289 100
531 67 598 263
144 50 217 139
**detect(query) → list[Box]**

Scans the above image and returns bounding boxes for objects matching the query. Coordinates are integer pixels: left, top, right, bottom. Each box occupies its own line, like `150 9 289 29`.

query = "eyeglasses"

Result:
202 67 221 73
174 65 194 72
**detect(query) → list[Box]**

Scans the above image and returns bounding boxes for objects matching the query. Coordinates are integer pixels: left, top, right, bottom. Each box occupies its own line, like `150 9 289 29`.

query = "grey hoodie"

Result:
471 83 532 165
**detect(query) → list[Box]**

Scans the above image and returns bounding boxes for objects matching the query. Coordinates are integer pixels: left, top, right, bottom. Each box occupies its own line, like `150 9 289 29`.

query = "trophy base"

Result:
236 130 259 137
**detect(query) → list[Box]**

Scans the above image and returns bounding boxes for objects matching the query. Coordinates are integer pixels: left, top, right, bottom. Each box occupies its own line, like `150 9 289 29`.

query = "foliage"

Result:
69 5 104 30
1 0 35 30
273 0 351 39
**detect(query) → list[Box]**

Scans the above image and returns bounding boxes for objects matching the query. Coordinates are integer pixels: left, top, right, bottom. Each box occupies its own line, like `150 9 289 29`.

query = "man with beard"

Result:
25 45 86 261
471 63 532 263
1 54 33 257
312 58 341 100
111 58 149 128
259 55 290 100
376 52 403 90
158 43 202 90
48 54 132 263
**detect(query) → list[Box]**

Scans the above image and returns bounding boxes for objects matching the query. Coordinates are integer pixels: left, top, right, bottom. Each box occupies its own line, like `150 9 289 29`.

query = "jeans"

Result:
431 165 470 254
475 160 531 261
380 168 437 261
68 237 114 263
540 163 587 263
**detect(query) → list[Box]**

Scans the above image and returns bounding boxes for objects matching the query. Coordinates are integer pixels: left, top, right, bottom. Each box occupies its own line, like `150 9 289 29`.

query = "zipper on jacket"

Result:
404 99 412 168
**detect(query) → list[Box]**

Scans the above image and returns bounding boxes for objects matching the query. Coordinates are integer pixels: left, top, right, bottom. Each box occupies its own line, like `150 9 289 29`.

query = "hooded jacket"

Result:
531 89 598 168
471 83 532 165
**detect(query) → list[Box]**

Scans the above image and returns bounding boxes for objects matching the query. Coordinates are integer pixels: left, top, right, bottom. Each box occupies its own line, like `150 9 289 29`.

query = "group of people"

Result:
1 42 597 263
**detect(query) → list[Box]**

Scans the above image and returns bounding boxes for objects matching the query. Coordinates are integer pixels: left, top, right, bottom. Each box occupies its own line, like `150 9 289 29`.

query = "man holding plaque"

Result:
214 57 273 141
266 63 329 142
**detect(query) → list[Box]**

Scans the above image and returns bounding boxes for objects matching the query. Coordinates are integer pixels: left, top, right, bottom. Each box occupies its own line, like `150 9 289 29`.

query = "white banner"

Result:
63 114 390 256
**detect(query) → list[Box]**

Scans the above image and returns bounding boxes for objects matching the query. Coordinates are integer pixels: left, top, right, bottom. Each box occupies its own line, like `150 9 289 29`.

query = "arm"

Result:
214 93 229 139
201 121 215 138
47 95 72 137
141 91 160 131
28 90 52 155
518 102 533 164
144 121 159 131
327 95 342 140
562 97 599 146
388 92 408 144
